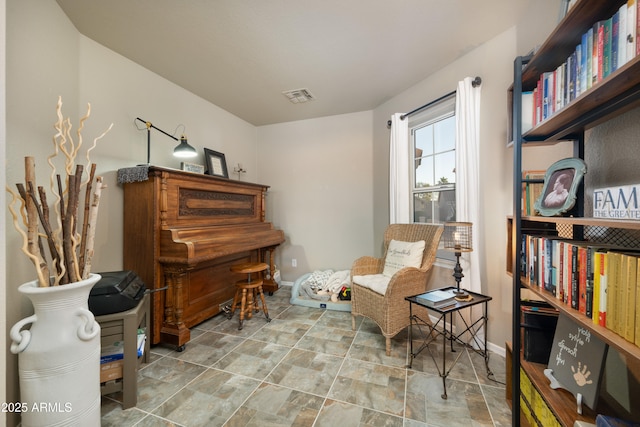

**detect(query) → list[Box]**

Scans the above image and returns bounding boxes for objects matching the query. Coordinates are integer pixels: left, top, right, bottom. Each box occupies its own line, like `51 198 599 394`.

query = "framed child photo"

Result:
534 158 586 217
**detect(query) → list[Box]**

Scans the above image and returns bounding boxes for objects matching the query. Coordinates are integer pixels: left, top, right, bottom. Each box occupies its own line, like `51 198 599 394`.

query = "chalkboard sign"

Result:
547 313 608 410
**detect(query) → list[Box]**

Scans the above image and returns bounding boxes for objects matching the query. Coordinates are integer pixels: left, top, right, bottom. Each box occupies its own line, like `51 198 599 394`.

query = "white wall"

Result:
75 35 260 273
0 0 7 425
257 111 374 280
5 2 80 422
4 0 258 414
369 0 564 349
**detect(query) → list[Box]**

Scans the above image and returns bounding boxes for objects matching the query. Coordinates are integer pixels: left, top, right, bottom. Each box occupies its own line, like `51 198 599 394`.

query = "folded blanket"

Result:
299 269 351 301
324 270 351 294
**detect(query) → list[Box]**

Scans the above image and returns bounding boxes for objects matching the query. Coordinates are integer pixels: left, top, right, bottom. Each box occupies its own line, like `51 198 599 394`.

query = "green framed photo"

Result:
534 158 587 217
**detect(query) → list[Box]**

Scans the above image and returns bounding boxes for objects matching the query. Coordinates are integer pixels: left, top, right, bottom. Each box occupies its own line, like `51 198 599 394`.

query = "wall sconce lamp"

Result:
443 221 473 301
135 117 197 164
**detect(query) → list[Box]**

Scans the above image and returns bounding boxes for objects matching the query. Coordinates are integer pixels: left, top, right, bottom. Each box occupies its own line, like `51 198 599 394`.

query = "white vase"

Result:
10 274 102 427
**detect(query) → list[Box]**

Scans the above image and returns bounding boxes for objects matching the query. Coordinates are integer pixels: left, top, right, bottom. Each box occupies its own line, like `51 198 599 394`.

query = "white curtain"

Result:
455 76 483 345
389 113 410 224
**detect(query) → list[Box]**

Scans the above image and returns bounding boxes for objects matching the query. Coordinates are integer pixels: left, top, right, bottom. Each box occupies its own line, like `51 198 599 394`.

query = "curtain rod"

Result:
386 76 481 128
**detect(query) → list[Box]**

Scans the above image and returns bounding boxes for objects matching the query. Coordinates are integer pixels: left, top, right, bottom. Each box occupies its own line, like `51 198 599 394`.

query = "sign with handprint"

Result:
547 314 608 410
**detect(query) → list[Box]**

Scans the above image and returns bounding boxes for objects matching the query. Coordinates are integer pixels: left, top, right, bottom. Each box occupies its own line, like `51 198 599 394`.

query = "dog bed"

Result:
290 272 352 312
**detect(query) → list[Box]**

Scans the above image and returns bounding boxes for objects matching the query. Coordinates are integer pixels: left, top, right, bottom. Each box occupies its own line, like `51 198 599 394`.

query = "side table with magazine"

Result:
405 287 492 399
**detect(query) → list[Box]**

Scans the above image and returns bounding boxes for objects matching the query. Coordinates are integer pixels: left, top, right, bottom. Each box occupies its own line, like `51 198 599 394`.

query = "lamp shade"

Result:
173 136 197 158
443 222 473 252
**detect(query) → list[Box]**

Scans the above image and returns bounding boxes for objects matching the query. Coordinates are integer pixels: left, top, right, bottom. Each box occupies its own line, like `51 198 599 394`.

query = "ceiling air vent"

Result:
282 88 315 104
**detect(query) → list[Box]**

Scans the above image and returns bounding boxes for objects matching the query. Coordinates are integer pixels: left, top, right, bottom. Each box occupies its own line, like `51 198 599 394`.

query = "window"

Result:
410 95 456 225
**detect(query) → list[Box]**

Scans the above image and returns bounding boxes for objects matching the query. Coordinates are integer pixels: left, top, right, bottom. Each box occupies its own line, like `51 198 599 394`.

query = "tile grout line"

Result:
312 312 361 427
101 289 508 426
220 303 322 426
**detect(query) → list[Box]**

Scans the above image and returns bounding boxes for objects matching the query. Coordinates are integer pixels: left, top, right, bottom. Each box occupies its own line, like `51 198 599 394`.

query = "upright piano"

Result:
121 166 284 349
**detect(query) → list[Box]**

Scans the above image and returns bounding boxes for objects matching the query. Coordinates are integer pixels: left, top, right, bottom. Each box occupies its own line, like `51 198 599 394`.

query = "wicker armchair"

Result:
350 223 443 356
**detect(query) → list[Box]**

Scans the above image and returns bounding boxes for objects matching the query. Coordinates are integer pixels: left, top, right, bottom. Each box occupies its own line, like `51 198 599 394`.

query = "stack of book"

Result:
524 1 640 128
522 170 546 216
521 233 640 347
416 289 456 308
99 328 146 383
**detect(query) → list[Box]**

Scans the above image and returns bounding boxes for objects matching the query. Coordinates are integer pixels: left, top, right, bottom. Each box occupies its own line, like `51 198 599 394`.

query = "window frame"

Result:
408 94 456 261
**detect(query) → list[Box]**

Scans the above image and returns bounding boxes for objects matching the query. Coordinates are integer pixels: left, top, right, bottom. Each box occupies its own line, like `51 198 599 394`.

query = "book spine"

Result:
599 251 608 327
578 245 588 315
606 252 621 334
593 251 602 326
637 0 640 57
586 246 595 319
623 254 637 343
612 10 619 73
598 21 605 83
566 242 573 307
636 258 640 346
558 241 564 301
544 238 554 294
592 22 600 86
629 0 637 61
618 4 627 68
604 17 612 78
571 244 579 310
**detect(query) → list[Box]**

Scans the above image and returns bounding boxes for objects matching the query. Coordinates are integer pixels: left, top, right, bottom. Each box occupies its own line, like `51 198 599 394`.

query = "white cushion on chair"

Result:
352 274 391 295
382 239 425 277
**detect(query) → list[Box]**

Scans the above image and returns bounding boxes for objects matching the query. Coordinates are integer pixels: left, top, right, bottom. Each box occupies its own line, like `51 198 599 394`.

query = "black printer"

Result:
89 270 147 316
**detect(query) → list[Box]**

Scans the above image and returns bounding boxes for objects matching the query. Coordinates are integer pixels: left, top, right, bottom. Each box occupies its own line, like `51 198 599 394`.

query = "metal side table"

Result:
406 287 492 399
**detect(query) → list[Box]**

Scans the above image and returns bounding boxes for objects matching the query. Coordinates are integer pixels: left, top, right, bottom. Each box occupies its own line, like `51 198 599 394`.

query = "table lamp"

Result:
136 117 197 164
443 221 473 300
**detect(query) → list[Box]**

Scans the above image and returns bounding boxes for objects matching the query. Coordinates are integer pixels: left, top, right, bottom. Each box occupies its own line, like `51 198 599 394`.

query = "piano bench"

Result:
229 262 270 330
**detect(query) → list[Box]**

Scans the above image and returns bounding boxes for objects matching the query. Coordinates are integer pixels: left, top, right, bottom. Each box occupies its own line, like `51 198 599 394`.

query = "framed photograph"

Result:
180 161 204 174
204 148 229 178
534 158 587 217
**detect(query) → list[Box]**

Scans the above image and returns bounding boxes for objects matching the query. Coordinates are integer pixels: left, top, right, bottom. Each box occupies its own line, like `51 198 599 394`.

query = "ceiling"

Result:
56 0 531 126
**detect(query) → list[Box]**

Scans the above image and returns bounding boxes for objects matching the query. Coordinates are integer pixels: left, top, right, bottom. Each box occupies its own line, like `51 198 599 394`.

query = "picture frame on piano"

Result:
180 161 205 174
204 148 229 178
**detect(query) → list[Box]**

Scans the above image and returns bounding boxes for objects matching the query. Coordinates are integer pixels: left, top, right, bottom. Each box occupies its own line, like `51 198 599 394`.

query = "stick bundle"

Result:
6 97 113 286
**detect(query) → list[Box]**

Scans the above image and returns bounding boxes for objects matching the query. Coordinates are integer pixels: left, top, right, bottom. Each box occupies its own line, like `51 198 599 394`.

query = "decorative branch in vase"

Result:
7 97 114 426
6 96 113 286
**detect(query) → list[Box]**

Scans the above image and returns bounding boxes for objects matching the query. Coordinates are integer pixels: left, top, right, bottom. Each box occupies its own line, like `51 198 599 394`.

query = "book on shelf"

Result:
636 257 640 347
623 253 637 343
520 234 640 344
415 289 456 308
521 91 534 133
629 0 637 61
606 251 622 335
522 170 545 216
595 249 607 327
522 2 640 127
100 328 146 364
578 244 588 315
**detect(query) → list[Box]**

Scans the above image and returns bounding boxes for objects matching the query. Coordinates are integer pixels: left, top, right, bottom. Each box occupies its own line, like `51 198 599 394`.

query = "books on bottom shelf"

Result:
100 328 146 383
521 233 640 346
100 328 146 364
416 289 456 308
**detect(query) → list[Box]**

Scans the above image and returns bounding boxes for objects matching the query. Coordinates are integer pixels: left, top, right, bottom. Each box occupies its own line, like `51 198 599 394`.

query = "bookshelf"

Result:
510 0 640 425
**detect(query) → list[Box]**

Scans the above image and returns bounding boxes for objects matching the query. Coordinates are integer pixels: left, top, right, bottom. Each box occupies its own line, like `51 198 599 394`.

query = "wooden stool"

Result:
228 262 270 329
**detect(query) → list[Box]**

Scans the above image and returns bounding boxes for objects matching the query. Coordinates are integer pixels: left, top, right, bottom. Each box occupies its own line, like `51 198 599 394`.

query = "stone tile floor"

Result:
101 286 510 426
